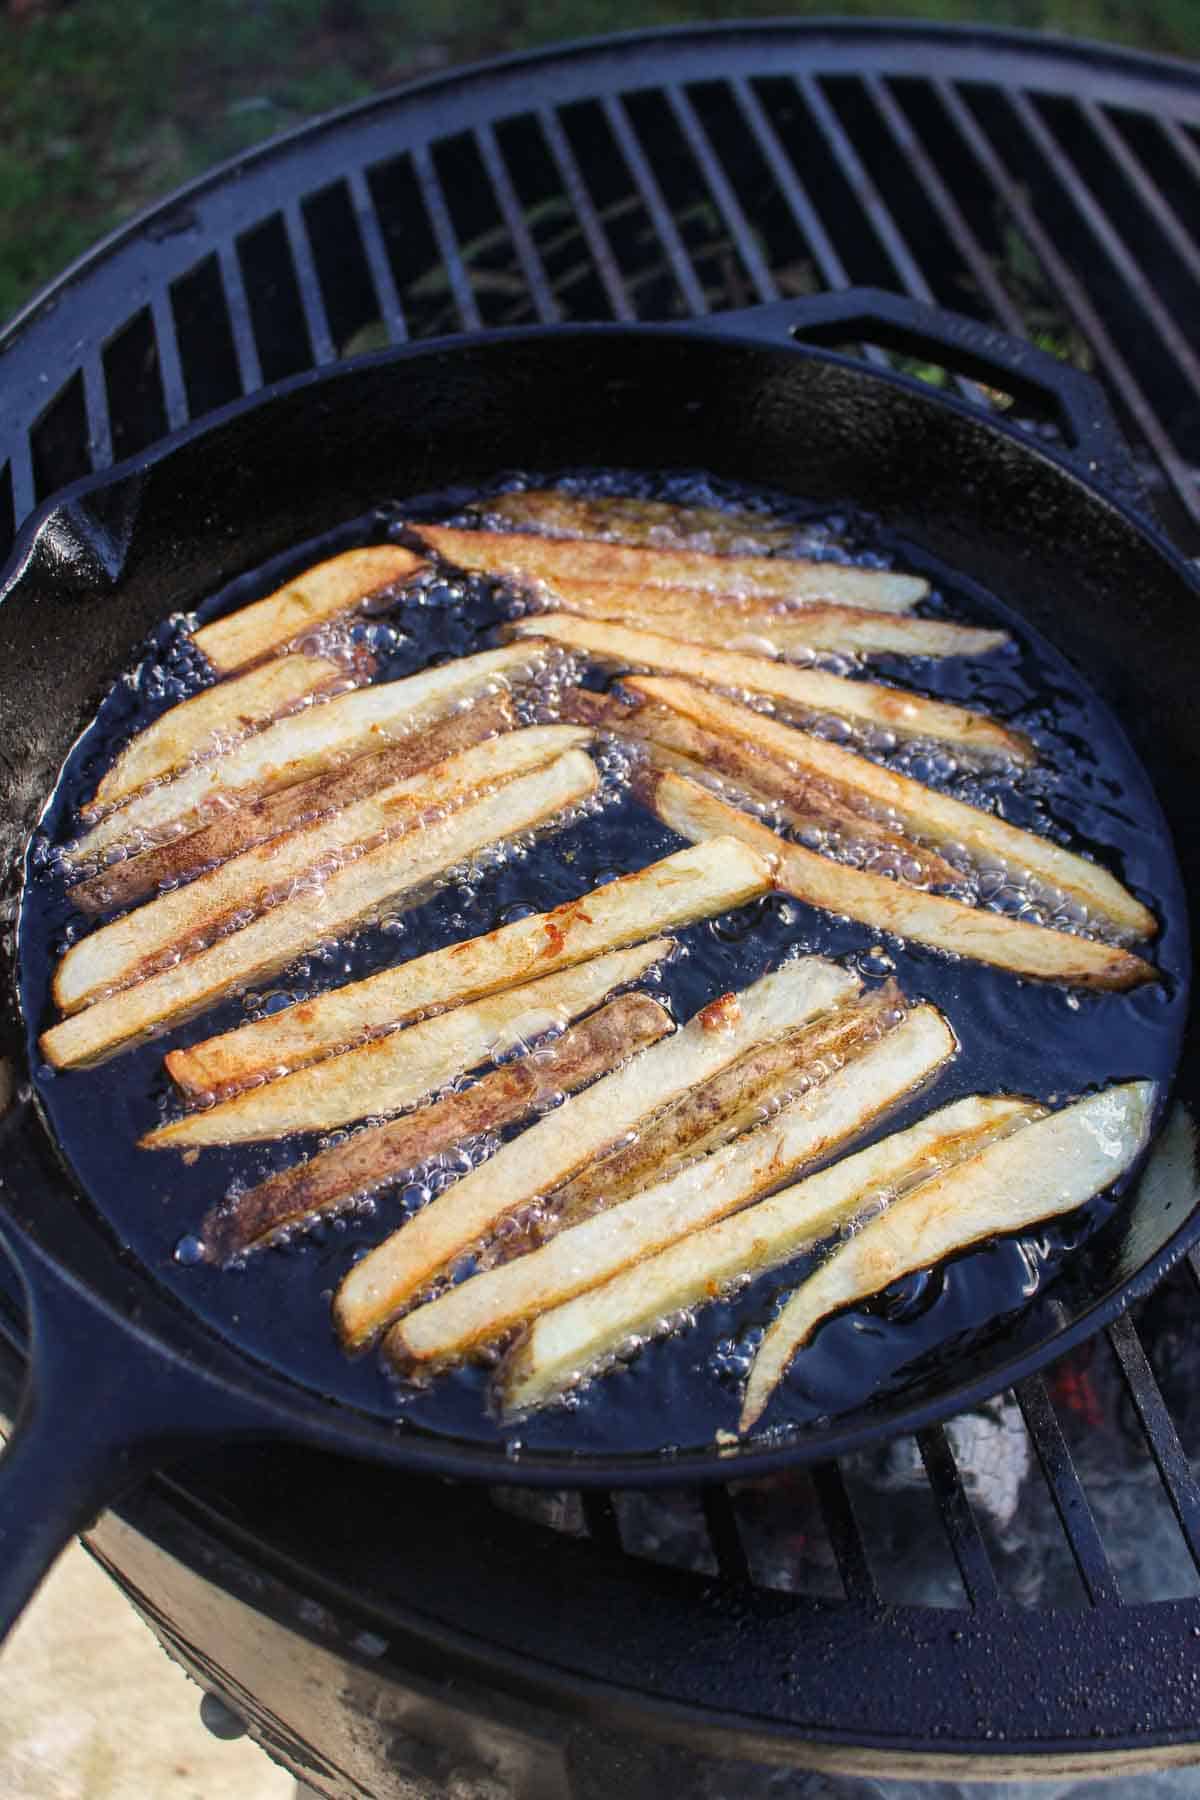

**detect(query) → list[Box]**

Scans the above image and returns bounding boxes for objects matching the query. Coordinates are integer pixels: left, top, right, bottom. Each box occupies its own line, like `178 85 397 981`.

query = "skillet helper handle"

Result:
701 287 1147 512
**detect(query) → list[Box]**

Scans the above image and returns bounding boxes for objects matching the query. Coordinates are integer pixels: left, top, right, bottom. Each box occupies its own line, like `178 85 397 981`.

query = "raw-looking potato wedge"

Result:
507 616 1031 762
740 1080 1156 1432
56 724 583 1014
200 992 672 1264
415 524 927 613
497 1094 1039 1419
333 956 861 1349
633 678 1156 941
70 691 517 916
90 653 356 812
387 999 956 1372
643 767 1156 991
41 749 598 1069
143 937 670 1148
539 578 1008 661
67 641 545 868
192 545 425 674
166 837 772 1100
562 687 959 889
471 491 799 555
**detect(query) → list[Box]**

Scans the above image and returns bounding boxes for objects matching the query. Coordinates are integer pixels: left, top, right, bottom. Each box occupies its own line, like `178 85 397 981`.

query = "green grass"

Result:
1 0 1198 323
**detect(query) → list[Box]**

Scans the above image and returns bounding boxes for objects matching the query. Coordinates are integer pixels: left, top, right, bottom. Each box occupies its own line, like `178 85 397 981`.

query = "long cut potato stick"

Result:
472 491 800 555
740 1080 1156 1432
193 545 425 674
333 956 861 1349
200 992 673 1264
41 749 599 1069
508 615 1031 762
143 937 671 1148
633 677 1155 940
643 767 1155 991
416 523 927 612
55 724 583 1014
387 1000 956 1371
497 1094 1038 1418
165 837 773 1100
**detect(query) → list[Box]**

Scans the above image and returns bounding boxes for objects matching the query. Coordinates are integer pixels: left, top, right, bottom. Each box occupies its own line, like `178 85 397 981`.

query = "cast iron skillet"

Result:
0 290 1198 1641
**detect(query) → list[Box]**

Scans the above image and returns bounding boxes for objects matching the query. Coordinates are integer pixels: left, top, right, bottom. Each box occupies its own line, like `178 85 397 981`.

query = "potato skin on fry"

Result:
471 490 799 555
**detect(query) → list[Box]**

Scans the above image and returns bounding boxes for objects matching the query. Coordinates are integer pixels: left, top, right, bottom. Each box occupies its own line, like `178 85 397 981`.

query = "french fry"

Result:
633 678 1156 940
740 1080 1156 1431
472 491 799 555
540 578 1008 660
643 767 1155 990
200 992 672 1264
142 937 670 1148
193 545 425 674
40 749 598 1069
90 653 355 812
497 1094 1039 1418
56 724 583 1014
507 616 1031 762
165 837 772 1100
67 642 544 868
416 524 927 612
333 956 861 1349
70 691 517 916
388 999 956 1373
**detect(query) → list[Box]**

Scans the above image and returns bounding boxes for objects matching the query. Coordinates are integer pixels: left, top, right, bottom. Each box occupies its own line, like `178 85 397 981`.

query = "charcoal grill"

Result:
4 21 1200 1794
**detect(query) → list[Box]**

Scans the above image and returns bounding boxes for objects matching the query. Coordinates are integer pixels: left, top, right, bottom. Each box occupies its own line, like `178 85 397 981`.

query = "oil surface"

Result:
17 469 1191 1458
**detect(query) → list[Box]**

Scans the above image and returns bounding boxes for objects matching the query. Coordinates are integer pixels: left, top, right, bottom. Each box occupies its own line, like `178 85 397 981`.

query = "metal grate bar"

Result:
81 356 113 475
410 144 482 333
149 291 190 433
916 1425 1001 1610
580 1488 623 1554
283 200 337 366
1083 103 1200 297
1157 120 1200 257
700 1484 751 1585
216 242 265 395
538 108 634 321
1109 1312 1200 1574
1015 1375 1120 1606
473 124 560 325
729 78 849 289
345 168 408 345
601 94 709 316
668 86 778 304
936 80 1200 525
811 1461 878 1606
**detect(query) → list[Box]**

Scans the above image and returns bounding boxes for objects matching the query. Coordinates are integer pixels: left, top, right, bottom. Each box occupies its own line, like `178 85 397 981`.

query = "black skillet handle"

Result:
698 288 1148 514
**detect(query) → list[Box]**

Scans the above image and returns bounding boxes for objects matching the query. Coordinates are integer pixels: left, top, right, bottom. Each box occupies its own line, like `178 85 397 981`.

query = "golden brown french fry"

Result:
67 642 544 868
388 1000 956 1373
142 937 670 1148
333 956 861 1349
165 837 772 1100
633 678 1156 940
643 767 1155 990
200 991 672 1263
56 725 585 1014
508 615 1031 762
90 653 356 812
41 749 599 1069
740 1080 1155 1431
540 578 1007 660
70 691 517 916
472 491 799 555
497 1094 1039 1418
416 524 927 612
192 545 425 674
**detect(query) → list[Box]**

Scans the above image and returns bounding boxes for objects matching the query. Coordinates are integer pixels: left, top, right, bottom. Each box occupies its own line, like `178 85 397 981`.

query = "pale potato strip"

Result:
56 725 586 1014
41 749 598 1069
644 768 1155 990
166 836 772 1100
92 654 352 810
143 937 670 1148
69 641 543 867
740 1080 1156 1431
508 616 1030 761
416 524 926 611
200 992 672 1264
193 546 425 674
389 1001 956 1371
333 956 861 1349
498 1094 1038 1418
473 491 798 555
542 579 1007 660
634 678 1155 940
